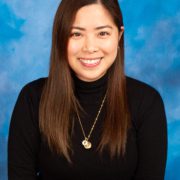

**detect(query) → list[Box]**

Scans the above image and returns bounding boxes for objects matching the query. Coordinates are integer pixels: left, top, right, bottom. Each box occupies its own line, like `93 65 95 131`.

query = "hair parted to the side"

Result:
39 0 131 164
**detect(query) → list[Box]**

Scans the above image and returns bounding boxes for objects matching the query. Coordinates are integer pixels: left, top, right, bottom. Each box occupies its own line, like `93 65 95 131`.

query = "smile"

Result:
79 57 103 67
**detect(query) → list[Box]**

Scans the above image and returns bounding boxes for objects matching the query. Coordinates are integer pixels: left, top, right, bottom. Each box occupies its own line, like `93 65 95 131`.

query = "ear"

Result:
118 26 124 41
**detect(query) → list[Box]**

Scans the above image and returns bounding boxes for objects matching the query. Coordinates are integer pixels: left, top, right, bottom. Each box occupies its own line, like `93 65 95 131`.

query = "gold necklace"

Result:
76 93 107 149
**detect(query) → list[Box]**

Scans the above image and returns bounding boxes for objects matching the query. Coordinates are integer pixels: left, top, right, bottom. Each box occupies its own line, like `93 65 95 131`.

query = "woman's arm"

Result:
134 90 167 180
8 84 40 180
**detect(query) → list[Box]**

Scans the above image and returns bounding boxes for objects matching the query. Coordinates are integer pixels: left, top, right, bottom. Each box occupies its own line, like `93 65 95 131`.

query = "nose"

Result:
82 36 98 53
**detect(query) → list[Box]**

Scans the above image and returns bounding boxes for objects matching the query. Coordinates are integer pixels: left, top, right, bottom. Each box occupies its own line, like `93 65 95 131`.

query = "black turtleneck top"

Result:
8 73 167 180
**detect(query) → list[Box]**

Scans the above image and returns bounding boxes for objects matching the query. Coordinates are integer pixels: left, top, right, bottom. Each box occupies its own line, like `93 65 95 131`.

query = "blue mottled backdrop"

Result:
0 0 179 179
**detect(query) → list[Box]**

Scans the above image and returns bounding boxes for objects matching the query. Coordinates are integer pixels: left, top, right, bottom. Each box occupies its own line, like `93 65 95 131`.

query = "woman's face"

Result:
67 4 123 82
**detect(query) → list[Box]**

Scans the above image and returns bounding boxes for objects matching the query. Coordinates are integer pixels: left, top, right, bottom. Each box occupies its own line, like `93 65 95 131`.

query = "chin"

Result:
79 73 106 82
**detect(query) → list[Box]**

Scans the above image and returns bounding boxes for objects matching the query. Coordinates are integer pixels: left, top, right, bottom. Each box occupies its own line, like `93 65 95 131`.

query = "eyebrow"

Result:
71 25 113 30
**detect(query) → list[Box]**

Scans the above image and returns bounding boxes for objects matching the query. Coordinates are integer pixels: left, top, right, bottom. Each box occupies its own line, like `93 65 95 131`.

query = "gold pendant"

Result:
82 139 92 149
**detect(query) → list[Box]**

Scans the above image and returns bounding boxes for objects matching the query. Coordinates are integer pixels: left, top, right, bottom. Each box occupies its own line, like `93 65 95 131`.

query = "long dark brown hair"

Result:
39 0 131 163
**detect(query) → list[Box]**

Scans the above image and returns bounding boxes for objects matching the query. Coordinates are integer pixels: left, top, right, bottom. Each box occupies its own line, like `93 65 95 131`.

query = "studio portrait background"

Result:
0 0 179 179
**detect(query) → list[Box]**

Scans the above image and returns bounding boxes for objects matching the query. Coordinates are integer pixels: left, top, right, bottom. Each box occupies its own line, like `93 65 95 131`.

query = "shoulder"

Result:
11 78 48 129
126 76 162 101
22 77 47 91
20 77 47 97
126 76 165 125
16 77 48 107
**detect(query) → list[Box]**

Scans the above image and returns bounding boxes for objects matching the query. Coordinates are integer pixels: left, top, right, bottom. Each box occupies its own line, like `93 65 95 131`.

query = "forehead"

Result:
72 4 115 27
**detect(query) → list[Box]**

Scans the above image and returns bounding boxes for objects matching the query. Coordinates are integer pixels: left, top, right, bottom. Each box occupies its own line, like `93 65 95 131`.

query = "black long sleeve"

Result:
8 82 41 180
8 76 167 180
127 78 167 179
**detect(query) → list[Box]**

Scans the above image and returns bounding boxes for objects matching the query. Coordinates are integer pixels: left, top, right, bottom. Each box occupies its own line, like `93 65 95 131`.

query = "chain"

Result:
76 93 107 145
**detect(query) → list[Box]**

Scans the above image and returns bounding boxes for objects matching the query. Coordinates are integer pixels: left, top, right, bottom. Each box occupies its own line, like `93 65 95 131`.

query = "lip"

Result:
79 57 103 60
78 57 103 68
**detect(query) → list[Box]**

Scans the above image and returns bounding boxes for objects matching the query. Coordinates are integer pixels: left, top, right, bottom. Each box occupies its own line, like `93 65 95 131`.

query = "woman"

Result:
8 0 167 179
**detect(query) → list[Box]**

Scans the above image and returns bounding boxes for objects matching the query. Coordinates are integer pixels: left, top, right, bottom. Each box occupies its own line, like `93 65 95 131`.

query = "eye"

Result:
70 32 82 38
99 31 110 37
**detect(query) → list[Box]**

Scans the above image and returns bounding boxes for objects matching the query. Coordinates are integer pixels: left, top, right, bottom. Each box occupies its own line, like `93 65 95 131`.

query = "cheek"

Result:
101 39 118 56
67 40 82 57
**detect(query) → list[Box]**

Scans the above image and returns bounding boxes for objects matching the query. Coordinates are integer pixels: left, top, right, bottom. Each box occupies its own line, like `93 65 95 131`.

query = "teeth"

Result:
79 58 101 64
